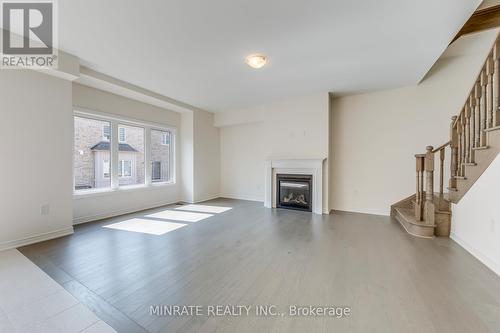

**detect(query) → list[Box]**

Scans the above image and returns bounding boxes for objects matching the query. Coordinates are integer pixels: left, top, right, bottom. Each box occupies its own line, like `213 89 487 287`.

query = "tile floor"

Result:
0 249 116 333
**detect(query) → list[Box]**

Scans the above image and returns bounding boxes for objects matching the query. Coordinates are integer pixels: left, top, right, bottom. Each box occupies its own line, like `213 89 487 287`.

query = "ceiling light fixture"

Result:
245 54 267 69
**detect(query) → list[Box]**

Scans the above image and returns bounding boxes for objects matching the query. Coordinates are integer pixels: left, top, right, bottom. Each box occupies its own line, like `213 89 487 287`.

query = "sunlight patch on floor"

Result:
146 210 213 222
175 204 232 214
103 218 186 235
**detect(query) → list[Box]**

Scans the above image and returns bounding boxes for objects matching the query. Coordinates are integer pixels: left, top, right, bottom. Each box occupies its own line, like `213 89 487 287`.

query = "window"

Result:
103 160 110 178
118 127 126 143
151 129 172 183
161 133 170 145
152 161 162 181
74 116 111 191
74 112 174 193
119 160 132 177
118 124 144 186
103 125 111 141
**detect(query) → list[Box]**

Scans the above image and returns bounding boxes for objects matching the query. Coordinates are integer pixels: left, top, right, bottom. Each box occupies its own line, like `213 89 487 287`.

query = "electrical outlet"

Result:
41 204 50 216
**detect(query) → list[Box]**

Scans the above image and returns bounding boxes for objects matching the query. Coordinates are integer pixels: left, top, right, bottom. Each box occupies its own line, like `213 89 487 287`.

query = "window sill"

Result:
117 184 148 191
73 182 177 199
151 181 175 187
73 188 113 198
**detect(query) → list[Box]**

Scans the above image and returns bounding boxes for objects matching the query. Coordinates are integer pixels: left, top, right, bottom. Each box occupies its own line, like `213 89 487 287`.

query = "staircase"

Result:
391 34 500 238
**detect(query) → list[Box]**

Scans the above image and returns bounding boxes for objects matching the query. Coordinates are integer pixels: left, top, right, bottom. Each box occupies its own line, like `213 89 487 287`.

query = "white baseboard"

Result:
193 195 221 203
330 207 390 217
219 193 264 203
73 200 179 225
0 227 74 252
450 231 500 276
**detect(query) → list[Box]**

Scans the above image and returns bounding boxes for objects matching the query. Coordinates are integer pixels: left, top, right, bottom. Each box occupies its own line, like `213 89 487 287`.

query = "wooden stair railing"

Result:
449 39 500 198
392 32 500 238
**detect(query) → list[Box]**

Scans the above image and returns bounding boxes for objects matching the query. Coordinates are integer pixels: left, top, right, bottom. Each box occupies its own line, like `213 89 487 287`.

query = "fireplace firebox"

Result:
276 174 312 212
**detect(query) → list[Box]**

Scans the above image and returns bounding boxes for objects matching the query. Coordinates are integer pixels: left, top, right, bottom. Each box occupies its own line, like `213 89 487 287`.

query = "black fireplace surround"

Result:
276 174 312 212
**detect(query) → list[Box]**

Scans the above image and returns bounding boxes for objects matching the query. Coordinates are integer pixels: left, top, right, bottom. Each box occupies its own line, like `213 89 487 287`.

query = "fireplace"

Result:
276 174 312 212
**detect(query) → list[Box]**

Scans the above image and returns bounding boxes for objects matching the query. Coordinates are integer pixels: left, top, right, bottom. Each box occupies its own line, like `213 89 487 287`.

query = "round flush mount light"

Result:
245 54 268 69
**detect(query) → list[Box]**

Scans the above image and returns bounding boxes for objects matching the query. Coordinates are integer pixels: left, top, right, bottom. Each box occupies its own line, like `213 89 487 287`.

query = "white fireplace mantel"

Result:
264 158 326 214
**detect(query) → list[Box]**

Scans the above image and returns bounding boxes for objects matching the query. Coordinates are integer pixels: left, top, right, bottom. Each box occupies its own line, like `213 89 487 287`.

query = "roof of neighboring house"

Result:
90 141 138 152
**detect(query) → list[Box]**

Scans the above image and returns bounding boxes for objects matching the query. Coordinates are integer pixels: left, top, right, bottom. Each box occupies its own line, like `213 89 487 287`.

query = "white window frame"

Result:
73 108 176 196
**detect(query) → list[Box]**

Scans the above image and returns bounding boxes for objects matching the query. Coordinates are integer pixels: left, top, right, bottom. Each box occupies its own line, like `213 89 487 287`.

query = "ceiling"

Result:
59 0 480 112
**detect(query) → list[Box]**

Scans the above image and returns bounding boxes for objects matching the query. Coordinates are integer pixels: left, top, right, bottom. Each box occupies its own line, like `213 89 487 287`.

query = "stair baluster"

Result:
470 88 477 162
465 103 471 164
475 82 481 147
480 71 488 146
457 115 461 176
439 148 445 195
450 116 458 190
487 54 494 129
461 115 466 175
494 42 500 127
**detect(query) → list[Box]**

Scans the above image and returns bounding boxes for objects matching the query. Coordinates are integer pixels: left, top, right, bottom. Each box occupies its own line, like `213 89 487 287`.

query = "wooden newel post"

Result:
450 116 458 189
424 146 435 225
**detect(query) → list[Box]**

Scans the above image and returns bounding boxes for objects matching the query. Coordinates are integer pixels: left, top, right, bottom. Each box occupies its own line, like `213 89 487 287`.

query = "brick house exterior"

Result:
151 129 171 182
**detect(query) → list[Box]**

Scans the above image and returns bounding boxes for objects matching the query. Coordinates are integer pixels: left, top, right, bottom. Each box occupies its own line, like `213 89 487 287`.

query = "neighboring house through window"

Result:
74 112 174 192
119 127 126 143
152 161 162 181
103 125 111 141
103 125 126 143
119 160 132 177
161 133 169 145
103 160 110 178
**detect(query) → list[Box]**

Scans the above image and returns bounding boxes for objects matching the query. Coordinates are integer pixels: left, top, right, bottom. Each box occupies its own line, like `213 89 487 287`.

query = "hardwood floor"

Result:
19 199 500 333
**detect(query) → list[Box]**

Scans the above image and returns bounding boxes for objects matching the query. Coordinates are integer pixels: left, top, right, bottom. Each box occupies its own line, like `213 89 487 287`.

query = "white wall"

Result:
451 154 500 276
218 93 330 211
0 71 74 250
193 110 220 202
180 111 194 203
220 122 268 201
330 29 499 216
73 83 181 125
179 110 221 204
72 83 183 223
